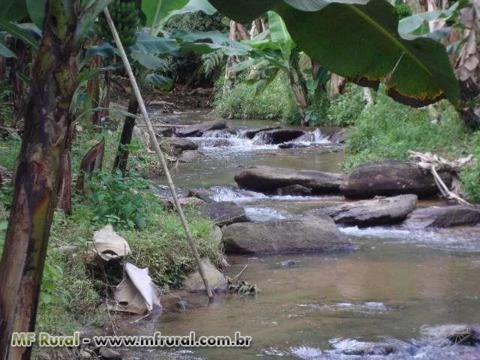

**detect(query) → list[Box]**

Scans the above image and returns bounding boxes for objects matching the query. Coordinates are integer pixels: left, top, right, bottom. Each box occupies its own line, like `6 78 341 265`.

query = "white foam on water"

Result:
244 207 290 221
290 346 323 359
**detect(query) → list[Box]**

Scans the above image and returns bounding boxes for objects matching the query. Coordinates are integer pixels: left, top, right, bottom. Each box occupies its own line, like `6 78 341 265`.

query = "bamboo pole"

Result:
103 8 214 301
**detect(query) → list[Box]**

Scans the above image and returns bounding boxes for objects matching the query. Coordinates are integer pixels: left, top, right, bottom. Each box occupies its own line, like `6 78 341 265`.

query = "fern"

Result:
201 50 225 77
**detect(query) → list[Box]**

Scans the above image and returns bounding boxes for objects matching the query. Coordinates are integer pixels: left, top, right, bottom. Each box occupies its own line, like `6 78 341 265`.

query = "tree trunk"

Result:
113 95 139 175
0 1 82 358
288 51 310 126
223 21 249 94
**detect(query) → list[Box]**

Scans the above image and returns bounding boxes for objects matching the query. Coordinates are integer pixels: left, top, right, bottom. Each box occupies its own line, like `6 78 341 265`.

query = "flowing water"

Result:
126 112 480 359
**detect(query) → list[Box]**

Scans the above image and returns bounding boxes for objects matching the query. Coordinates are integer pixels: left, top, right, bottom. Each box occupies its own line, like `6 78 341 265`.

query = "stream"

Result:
124 111 480 359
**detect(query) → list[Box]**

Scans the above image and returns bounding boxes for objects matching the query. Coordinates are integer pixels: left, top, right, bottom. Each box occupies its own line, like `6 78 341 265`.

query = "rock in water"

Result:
406 205 480 228
160 138 198 156
184 258 227 293
222 217 351 254
200 201 248 226
252 128 305 144
312 194 418 226
178 150 205 163
234 165 344 194
341 160 452 199
175 120 227 137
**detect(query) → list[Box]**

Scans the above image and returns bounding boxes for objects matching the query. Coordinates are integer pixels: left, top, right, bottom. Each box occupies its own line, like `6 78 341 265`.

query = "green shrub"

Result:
326 84 366 126
461 132 480 203
305 91 331 126
343 91 468 171
84 171 150 230
214 74 300 122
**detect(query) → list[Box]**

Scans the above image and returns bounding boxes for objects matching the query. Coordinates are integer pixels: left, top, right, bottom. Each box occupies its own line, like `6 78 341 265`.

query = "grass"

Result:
214 73 300 122
0 122 222 337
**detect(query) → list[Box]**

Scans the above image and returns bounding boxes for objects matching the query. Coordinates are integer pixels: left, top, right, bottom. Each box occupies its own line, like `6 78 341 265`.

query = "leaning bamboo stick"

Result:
103 8 214 301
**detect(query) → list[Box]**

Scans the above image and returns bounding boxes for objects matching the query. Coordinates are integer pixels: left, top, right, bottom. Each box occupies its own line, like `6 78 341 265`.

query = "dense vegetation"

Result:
0 0 478 358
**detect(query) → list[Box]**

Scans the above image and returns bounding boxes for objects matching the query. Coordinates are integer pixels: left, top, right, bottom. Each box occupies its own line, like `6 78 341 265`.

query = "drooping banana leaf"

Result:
208 0 460 107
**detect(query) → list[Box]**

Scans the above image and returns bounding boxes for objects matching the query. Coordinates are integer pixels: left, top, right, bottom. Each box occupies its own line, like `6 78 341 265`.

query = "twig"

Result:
229 264 248 283
104 8 214 301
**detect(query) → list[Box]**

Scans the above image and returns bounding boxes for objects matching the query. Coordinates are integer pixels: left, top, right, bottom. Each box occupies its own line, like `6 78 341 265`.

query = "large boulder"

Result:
183 258 227 293
222 217 352 254
160 138 198 156
234 165 344 194
201 201 248 226
312 194 418 226
253 128 306 144
175 120 227 137
341 160 452 199
405 205 480 228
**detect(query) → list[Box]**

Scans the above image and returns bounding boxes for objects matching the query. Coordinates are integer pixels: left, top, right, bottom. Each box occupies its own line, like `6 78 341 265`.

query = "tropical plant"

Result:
208 0 459 108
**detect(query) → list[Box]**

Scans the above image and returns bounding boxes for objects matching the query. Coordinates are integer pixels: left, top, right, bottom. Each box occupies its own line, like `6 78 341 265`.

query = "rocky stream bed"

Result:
117 111 480 360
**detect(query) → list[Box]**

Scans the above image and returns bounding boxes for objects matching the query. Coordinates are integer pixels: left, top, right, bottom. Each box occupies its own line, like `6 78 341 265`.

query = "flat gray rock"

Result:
222 217 352 255
234 165 344 195
201 201 248 226
406 205 480 228
312 194 418 226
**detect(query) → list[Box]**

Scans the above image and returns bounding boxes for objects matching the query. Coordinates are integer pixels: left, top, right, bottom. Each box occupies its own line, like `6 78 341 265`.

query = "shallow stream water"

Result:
125 112 480 359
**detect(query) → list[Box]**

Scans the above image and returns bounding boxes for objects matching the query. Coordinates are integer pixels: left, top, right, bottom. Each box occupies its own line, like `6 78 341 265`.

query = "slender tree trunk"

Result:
288 51 309 126
0 1 82 358
113 94 139 175
223 21 249 94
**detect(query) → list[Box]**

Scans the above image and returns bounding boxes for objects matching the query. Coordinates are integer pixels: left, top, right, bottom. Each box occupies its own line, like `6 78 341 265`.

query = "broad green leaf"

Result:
144 73 173 90
131 31 180 56
142 0 189 26
26 0 46 28
398 2 458 36
0 0 27 22
130 51 168 70
167 0 217 20
0 21 40 50
208 0 459 106
174 30 250 56
0 41 15 57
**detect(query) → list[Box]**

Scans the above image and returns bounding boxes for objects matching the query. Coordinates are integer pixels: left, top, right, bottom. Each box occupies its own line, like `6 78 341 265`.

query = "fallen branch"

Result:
408 150 475 206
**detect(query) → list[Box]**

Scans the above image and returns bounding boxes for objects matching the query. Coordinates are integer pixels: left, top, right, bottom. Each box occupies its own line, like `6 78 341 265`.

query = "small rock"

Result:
99 347 122 359
160 138 198 156
421 324 480 346
80 349 93 359
200 201 248 226
176 300 189 311
184 258 227 292
155 127 174 138
178 150 205 163
329 338 397 356
280 260 297 268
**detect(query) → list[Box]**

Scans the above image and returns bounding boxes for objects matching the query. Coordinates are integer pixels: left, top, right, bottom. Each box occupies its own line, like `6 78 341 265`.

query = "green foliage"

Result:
343 92 468 171
326 84 366 126
460 133 480 203
214 73 299 121
208 0 459 107
304 91 331 126
84 171 150 230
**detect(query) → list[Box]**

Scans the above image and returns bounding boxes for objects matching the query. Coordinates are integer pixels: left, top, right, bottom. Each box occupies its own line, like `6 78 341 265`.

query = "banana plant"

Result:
231 11 324 125
0 2 113 359
208 0 460 108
